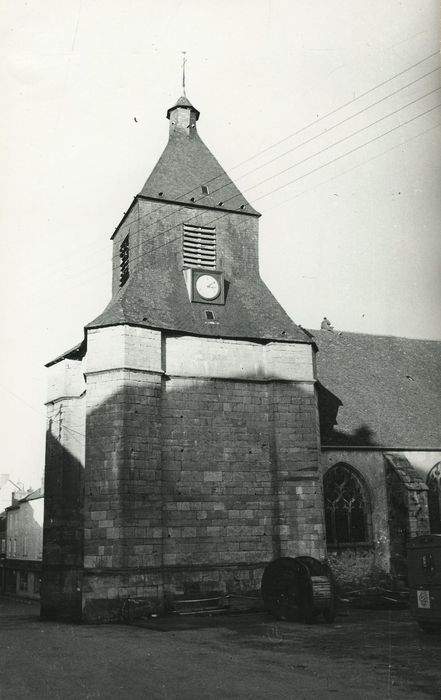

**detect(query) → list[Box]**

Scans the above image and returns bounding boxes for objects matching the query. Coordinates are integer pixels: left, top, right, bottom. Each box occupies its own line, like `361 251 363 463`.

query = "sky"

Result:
0 0 440 489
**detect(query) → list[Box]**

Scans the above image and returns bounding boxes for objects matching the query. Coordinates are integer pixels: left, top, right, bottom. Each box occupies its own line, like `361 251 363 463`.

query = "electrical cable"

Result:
13 79 441 306
19 97 441 306
113 96 441 265
36 84 441 293
26 52 440 282
138 101 441 261
110 66 440 242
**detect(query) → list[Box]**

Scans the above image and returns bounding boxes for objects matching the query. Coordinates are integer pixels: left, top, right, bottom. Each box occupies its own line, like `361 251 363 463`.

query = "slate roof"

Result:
383 454 428 491
87 268 310 343
138 96 260 216
313 329 441 447
86 95 308 344
20 487 44 502
46 340 86 368
166 95 200 119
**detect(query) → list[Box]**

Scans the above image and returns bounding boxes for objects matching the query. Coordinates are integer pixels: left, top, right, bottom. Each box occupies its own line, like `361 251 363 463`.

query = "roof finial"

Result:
181 51 187 97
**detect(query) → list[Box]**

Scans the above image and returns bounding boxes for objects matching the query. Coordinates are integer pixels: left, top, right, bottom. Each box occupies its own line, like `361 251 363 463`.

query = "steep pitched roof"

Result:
384 454 428 491
86 96 308 344
138 98 259 216
88 268 309 343
313 330 441 447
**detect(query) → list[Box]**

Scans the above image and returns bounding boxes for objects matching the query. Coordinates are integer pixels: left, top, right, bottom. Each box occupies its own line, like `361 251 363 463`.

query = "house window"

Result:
33 575 41 595
23 535 28 557
427 462 441 534
1 538 5 554
324 463 371 545
7 539 12 556
12 539 17 556
183 225 216 269
119 235 130 286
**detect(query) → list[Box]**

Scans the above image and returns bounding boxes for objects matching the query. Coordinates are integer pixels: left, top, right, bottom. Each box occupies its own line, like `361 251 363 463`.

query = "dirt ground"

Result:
0 597 440 700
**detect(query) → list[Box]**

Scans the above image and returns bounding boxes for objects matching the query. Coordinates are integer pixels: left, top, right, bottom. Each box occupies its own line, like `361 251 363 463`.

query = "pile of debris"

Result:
339 585 409 610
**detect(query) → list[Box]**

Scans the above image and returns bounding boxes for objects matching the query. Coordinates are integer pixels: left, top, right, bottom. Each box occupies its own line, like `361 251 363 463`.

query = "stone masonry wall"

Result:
48 326 324 622
161 376 274 600
41 359 86 621
160 334 324 602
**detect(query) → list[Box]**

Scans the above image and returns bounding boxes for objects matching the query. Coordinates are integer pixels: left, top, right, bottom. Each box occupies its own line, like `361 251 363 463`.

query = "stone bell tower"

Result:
41 91 326 622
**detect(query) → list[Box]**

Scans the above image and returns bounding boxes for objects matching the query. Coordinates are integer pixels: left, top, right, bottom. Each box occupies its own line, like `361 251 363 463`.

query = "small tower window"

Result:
183 225 216 269
201 185 209 195
119 235 130 287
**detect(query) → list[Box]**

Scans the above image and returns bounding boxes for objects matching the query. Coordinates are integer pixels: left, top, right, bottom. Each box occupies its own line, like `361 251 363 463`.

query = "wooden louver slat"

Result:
183 224 216 268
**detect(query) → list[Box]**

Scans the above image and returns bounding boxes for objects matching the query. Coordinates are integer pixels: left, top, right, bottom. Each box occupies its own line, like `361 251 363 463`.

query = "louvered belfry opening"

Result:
119 234 130 286
183 224 216 268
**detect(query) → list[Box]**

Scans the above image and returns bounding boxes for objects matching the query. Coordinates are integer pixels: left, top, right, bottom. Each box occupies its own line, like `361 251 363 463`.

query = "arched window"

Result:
324 463 371 545
427 463 441 534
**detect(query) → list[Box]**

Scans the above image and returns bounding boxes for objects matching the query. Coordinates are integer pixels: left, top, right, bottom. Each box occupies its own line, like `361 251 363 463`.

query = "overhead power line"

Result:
15 54 440 300
20 111 441 308
115 89 441 263
227 51 440 170
27 51 440 283
104 64 440 248
118 99 441 267
42 81 441 293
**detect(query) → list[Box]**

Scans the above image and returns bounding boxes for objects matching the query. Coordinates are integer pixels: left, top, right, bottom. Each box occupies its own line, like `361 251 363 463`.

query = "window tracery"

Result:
324 463 371 545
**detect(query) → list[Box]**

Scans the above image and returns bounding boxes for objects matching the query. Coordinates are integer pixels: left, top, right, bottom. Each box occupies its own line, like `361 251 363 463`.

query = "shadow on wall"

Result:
41 426 84 622
41 373 325 622
316 382 378 446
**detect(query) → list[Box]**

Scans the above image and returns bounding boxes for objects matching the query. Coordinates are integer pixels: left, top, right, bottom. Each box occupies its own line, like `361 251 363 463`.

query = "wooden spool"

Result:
261 556 336 623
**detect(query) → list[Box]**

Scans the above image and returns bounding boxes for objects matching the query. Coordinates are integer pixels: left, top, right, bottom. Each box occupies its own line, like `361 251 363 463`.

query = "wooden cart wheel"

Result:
261 557 313 622
295 556 336 623
321 562 337 623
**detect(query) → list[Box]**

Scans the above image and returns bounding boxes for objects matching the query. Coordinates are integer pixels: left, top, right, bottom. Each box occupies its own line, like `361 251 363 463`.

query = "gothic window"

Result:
119 235 129 287
427 462 441 534
183 224 216 268
324 463 371 545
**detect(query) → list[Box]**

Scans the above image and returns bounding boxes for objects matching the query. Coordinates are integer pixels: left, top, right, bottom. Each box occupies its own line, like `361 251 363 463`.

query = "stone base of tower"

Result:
40 568 83 623
42 325 326 623
80 564 265 623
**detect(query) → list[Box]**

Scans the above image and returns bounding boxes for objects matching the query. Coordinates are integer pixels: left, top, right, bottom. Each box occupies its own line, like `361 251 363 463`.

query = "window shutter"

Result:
119 235 130 286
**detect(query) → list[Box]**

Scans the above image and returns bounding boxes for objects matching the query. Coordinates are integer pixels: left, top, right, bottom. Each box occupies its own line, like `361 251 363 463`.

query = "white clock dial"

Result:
195 274 220 300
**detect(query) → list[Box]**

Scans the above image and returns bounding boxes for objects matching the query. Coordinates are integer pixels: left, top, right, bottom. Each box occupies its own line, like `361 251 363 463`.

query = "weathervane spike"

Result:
182 51 187 96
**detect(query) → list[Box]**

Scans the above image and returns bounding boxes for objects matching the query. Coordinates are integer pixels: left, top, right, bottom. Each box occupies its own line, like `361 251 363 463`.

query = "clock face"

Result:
195 274 221 300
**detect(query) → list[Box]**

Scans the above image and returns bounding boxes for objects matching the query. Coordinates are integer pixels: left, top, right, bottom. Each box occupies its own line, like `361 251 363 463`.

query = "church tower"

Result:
41 92 326 622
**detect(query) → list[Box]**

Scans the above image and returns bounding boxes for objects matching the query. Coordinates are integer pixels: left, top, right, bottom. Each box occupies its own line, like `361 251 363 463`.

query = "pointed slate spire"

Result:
138 94 259 215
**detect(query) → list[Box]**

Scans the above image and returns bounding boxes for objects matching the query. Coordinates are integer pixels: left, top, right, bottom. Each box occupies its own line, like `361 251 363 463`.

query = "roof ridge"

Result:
310 328 441 342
